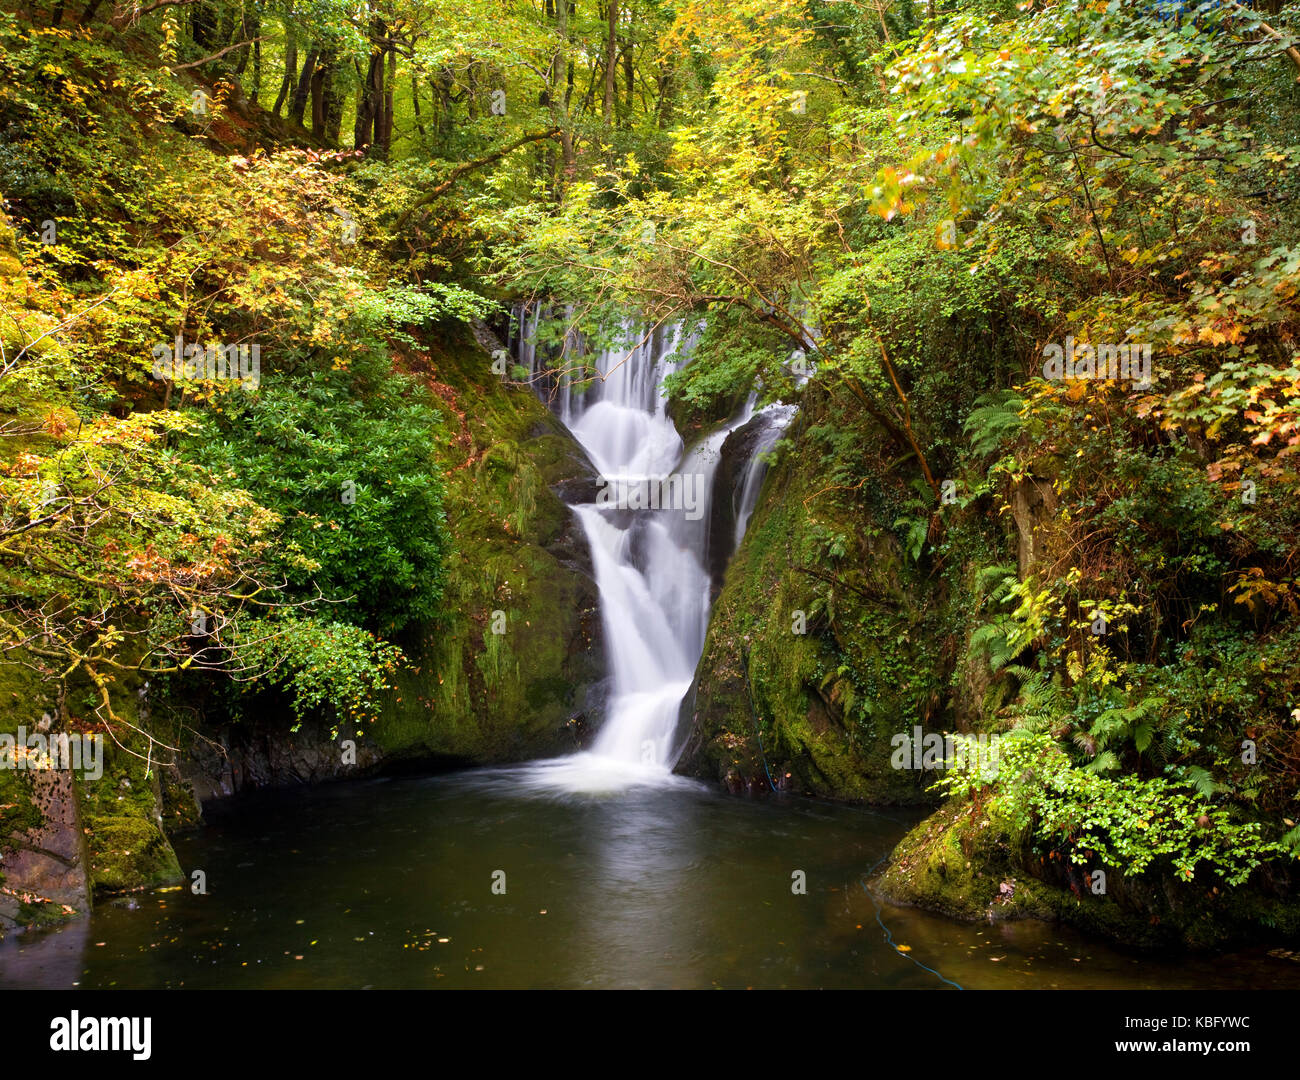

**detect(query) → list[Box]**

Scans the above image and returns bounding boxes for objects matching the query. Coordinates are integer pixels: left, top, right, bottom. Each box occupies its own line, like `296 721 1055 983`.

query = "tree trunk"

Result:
353 57 375 148
287 45 318 127
656 63 673 128
274 36 297 117
251 32 261 101
191 0 218 48
353 23 386 155
323 54 344 145
622 40 634 126
232 3 253 76
603 0 616 124
412 72 426 139
547 0 574 190
378 45 395 156
310 48 333 136
436 67 455 137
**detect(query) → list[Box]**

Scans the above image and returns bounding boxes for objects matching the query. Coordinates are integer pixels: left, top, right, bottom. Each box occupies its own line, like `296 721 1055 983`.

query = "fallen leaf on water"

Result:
896 944 912 953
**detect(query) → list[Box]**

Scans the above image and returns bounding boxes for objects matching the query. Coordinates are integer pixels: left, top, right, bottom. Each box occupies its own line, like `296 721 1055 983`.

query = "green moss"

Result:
14 899 75 929
159 767 203 834
0 768 41 839
0 662 56 843
85 815 182 893
876 801 1039 919
880 798 1300 950
64 670 185 895
363 329 602 764
680 392 982 803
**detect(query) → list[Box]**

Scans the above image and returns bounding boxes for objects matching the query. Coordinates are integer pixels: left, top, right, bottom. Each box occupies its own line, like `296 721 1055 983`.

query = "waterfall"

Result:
512 307 767 792
733 405 797 548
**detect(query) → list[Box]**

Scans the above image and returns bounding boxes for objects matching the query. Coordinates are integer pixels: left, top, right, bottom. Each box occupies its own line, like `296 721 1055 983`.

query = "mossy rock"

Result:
159 764 203 834
0 766 42 840
879 799 1300 950
85 815 182 893
875 800 1050 921
676 390 972 803
0 661 83 933
13 898 76 931
357 327 606 764
60 669 185 895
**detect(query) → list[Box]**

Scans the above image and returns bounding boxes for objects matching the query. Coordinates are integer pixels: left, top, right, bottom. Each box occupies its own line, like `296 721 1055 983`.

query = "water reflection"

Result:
2 769 1299 990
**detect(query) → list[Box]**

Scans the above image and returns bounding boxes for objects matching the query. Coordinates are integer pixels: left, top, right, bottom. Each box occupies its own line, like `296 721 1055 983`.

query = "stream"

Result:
4 771 1300 989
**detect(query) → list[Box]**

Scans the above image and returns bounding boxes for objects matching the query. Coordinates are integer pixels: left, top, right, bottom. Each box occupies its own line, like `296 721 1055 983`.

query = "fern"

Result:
1087 749 1122 774
1090 696 1167 760
969 618 1021 671
1002 665 1070 734
893 514 928 563
1280 824 1300 857
964 390 1026 456
1151 710 1192 766
1178 765 1227 799
975 563 1019 599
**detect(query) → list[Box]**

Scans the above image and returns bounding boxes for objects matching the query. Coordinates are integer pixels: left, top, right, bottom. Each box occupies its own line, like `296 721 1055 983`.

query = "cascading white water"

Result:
733 405 797 548
514 311 760 792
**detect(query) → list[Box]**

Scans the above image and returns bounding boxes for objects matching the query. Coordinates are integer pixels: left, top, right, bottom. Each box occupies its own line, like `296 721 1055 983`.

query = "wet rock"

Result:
705 413 775 585
0 769 90 934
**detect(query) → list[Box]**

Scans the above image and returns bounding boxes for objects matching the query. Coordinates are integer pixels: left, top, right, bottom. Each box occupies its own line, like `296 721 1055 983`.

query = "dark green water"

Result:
4 766 1299 989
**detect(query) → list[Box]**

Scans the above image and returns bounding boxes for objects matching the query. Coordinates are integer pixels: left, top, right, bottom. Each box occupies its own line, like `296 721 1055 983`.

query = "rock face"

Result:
1 665 184 937
364 325 607 766
180 716 388 802
704 411 778 587
178 326 607 793
875 801 1300 951
679 388 1300 952
1009 475 1058 576
173 328 608 798
0 770 90 936
675 386 970 803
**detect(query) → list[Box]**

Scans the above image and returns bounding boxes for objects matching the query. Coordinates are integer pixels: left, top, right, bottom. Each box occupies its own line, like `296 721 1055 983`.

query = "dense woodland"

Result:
2 0 1300 946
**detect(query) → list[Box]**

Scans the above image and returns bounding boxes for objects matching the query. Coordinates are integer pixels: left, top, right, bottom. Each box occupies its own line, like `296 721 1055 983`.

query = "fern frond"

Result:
964 391 1026 456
